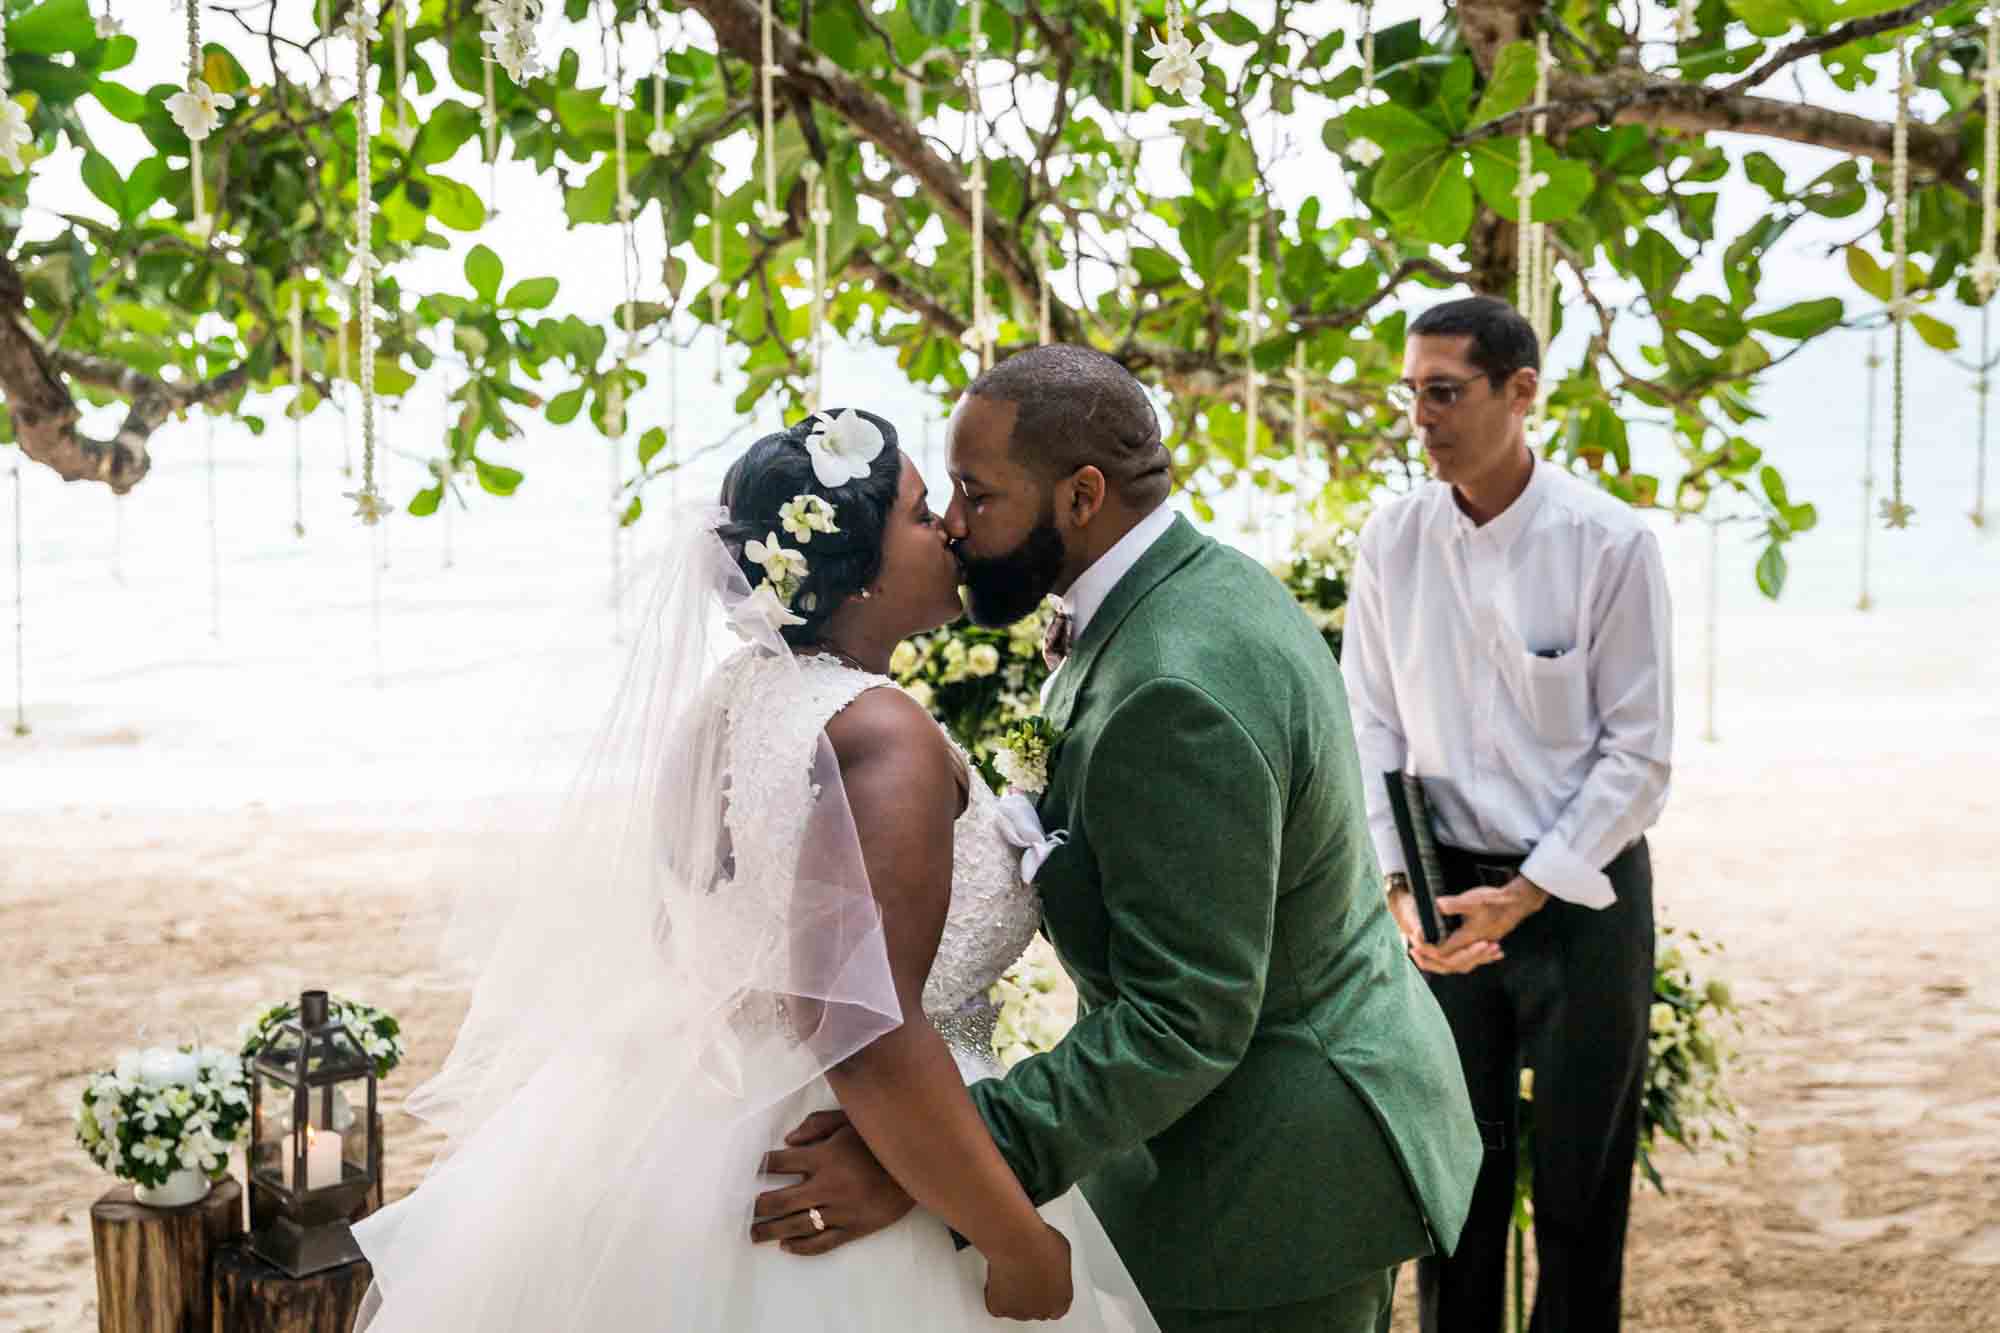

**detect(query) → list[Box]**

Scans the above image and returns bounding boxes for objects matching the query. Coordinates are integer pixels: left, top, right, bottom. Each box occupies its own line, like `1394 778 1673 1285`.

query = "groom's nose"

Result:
941 489 969 541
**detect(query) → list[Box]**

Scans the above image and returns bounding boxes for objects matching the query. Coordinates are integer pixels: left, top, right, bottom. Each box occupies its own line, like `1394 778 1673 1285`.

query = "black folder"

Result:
1383 771 1456 946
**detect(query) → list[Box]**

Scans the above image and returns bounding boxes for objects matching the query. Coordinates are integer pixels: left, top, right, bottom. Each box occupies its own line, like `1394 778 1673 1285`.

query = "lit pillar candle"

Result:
293 1125 343 1191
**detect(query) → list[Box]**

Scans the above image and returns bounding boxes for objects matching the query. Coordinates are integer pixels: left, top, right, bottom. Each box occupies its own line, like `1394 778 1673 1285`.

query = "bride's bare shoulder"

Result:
823 685 965 801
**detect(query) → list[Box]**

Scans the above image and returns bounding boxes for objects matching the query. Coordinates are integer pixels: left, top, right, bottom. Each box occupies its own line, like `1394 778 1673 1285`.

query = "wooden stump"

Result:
209 1244 371 1333
90 1177 243 1333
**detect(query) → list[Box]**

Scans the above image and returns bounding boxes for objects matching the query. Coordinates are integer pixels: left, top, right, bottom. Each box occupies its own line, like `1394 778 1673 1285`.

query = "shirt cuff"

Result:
1370 828 1407 879
1521 837 1616 910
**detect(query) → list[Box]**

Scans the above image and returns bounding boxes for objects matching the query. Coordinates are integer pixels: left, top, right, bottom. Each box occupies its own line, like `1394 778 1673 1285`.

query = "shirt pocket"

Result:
1516 647 1593 747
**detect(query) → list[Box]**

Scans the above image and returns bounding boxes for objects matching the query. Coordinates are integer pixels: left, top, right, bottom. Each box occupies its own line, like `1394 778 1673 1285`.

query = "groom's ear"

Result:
1060 464 1108 529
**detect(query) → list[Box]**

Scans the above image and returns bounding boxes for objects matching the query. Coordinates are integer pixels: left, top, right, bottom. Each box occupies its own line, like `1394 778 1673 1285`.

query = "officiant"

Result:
1339 296 1673 1333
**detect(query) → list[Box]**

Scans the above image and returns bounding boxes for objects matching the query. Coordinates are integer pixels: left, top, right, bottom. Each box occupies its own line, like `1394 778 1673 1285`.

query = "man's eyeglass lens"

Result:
1388 380 1476 412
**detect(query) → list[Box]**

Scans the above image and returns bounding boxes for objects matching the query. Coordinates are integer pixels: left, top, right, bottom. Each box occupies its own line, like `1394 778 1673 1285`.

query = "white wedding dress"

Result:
352 650 1156 1332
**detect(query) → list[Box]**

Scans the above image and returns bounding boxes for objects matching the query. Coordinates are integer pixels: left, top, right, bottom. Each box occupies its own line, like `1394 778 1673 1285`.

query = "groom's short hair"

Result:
968 346 1171 506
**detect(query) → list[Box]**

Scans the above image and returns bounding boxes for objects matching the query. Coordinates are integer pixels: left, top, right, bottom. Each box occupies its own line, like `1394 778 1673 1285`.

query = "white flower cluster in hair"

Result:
75 1046 252 1185
479 0 546 83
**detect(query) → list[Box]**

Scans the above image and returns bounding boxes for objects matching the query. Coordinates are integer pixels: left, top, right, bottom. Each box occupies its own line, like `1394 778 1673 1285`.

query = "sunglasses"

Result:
1386 374 1491 413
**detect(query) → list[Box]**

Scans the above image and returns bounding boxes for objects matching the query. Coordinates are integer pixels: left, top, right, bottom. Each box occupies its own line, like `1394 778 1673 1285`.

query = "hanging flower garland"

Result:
290 288 306 539
965 0 993 370
95 4 124 40
1144 0 1212 101
1677 0 1697 44
1972 7 1999 529
1858 332 1880 609
648 8 674 157
806 160 831 410
336 284 353 476
1522 33 1556 441
0 17 27 175
711 181 725 385
390 0 412 147
1035 224 1052 346
1241 212 1262 533
166 0 232 233
345 4 390 526
1884 40 1915 529
757 0 780 229
1360 0 1375 99
479 0 546 83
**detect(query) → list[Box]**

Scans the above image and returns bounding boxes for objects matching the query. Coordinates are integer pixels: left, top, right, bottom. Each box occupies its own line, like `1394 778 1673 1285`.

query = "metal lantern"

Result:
246 989 379 1276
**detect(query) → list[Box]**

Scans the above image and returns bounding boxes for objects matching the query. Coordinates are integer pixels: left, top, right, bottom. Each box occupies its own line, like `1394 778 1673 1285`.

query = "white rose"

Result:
889 641 920 676
967 644 1001 677
905 681 936 712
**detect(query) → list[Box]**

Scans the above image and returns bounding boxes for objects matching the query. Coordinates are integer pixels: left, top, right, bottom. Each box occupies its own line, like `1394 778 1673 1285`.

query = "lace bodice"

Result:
719 649 1041 1068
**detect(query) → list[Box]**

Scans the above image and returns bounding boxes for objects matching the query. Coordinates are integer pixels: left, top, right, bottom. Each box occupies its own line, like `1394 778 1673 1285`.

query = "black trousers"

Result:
1416 839 1654 1333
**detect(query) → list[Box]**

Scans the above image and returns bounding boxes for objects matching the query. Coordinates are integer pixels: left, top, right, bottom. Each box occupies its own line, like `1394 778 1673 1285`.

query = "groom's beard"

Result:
958 510 1067 628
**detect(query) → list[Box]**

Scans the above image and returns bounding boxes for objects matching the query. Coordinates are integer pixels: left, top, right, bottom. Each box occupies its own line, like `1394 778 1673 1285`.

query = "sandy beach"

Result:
6 613 1997 1331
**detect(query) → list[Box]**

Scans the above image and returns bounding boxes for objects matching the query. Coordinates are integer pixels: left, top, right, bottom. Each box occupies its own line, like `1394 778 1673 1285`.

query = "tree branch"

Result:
0 255 256 493
1722 0 1950 97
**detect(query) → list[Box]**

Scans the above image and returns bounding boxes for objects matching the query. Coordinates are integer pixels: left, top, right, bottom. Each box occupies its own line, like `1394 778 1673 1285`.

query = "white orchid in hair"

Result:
804 410 887 488
731 582 808 639
778 494 840 544
744 531 809 590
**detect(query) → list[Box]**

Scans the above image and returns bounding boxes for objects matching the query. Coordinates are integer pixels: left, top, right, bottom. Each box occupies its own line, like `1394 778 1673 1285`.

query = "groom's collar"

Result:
1044 512 1205 731
1055 503 1179 643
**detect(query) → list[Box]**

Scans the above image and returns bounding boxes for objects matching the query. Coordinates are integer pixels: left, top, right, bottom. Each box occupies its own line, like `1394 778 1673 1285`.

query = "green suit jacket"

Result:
968 515 1481 1312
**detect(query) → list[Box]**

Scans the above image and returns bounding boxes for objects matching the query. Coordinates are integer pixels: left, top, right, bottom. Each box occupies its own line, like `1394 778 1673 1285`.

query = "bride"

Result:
350 409 1156 1330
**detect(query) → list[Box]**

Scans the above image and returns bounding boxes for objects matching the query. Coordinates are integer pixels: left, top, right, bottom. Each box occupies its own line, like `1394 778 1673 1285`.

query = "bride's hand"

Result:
983 1222 1073 1322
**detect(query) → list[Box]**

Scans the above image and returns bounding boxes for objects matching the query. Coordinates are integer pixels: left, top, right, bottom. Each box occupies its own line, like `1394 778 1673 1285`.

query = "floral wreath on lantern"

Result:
240 994 405 1080
74 1046 251 1192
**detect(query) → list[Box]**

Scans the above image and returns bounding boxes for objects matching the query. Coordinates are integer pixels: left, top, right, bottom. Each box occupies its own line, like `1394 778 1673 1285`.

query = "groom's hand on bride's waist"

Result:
751 1110 914 1255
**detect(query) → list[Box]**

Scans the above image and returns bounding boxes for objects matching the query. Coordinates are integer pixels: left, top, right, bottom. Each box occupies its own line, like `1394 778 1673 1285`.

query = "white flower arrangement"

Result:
165 78 234 143
803 409 886 488
992 714 1059 796
732 582 807 638
744 530 810 615
990 935 1077 1069
777 493 839 545
75 1046 251 1189
240 994 405 1079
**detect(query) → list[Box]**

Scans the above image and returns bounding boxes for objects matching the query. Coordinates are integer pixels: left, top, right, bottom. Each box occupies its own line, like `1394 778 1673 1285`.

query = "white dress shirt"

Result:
1340 460 1673 909
1040 503 1178 708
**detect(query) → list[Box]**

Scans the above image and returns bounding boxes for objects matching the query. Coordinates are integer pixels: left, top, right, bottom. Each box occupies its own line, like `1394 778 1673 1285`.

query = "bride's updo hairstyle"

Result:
716 409 904 647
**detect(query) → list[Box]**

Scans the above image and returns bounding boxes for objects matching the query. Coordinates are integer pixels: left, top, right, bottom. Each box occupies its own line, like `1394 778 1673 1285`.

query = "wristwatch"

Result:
1384 871 1412 898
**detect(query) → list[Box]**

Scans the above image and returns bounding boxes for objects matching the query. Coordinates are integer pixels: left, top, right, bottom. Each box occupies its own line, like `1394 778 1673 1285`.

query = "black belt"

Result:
1435 838 1644 892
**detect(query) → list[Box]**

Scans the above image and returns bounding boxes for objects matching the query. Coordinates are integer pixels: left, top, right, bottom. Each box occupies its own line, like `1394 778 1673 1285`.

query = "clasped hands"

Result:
1387 874 1548 975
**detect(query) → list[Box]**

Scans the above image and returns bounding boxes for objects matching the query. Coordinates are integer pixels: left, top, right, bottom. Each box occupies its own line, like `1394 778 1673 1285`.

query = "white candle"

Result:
136 1048 201 1088
291 1126 343 1191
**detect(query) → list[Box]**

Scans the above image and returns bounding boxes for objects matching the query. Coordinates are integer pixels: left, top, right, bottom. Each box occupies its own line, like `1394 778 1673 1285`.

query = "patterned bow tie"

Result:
1042 609 1075 672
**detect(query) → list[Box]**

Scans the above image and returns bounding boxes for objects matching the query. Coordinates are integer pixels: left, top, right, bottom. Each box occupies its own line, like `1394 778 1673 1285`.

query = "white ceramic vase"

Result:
132 1167 211 1208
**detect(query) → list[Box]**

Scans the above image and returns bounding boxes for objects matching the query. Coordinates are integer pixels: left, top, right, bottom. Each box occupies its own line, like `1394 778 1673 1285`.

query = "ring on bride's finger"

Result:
808 1207 827 1233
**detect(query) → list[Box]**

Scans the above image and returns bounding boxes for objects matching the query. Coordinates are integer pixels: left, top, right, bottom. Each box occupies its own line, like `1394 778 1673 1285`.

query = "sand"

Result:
4 690 1996 1332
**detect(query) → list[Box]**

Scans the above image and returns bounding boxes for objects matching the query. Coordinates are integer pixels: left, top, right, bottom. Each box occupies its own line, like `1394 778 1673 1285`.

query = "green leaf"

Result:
125 156 169 217
1342 103 1448 153
908 0 960 38
416 100 482 167
637 426 668 467
424 174 487 231
620 495 644 527
1747 297 1844 340
474 458 524 496
1742 151 1788 200
1129 246 1185 288
504 277 560 310
1759 464 1791 512
1754 542 1788 599
1470 41 1538 127
466 244 504 303
8 0 97 56
1206 11 1262 45
91 79 150 122
80 151 125 219
408 485 442 517
1467 138 1594 223
547 387 587 424
1909 311 1960 351
1373 148 1473 245
1726 0 1804 38
1627 231 1688 298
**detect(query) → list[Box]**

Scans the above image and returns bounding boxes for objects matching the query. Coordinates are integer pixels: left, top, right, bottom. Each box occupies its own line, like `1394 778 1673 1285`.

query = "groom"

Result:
756 346 1482 1330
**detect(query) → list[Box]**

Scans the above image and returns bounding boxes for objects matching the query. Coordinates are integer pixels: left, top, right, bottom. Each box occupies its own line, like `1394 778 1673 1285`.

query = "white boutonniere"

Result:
804 409 886 488
992 715 1060 797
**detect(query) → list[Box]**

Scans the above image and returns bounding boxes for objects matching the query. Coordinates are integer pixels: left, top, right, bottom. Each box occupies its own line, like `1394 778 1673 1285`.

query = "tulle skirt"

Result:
352 981 1157 1332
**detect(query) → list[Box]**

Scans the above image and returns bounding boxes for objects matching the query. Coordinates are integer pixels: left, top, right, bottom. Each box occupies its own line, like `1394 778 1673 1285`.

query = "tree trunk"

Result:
208 1245 372 1333
90 1177 244 1333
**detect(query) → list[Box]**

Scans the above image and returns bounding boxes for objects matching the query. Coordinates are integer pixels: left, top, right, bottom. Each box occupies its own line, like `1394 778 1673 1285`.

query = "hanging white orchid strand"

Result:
347 7 389 526
1859 333 1880 608
1036 225 1051 345
95 3 124 40
711 182 725 384
336 287 352 476
1979 11 2000 302
169 0 228 232
391 0 411 146
967 0 992 370
1526 33 1555 443
1144 0 1211 101
479 0 546 84
1241 214 1262 534
806 161 830 410
1975 305 1990 529
648 9 673 156
606 0 636 620
758 0 779 228
9 459 25 736
1117 0 1137 308
1885 41 1914 529
290 288 306 539
0 16 23 176
1360 1 1376 100
1289 340 1309 530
